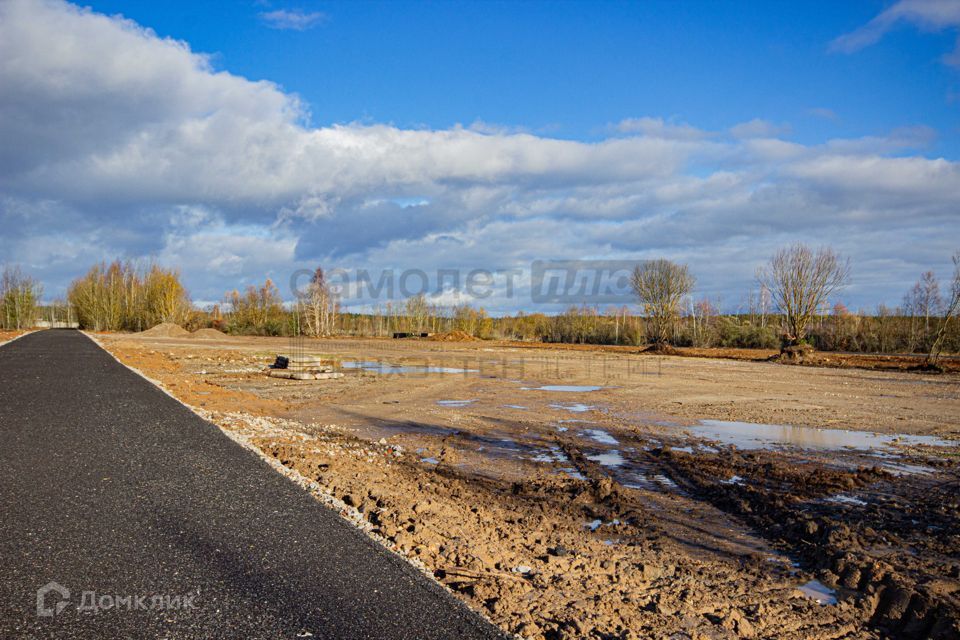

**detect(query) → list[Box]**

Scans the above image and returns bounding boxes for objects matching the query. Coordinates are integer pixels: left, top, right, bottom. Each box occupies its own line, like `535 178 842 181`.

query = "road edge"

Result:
0 329 37 349
80 331 513 640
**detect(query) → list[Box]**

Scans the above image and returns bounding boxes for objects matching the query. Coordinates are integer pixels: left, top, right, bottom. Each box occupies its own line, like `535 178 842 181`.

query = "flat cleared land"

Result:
99 332 960 639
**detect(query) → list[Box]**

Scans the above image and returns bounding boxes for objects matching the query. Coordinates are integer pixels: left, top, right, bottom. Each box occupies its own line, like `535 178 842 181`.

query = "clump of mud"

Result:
655 446 960 639
134 322 190 338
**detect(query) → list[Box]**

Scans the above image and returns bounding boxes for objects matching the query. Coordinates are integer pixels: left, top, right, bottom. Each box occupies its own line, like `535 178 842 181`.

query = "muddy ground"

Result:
95 332 960 639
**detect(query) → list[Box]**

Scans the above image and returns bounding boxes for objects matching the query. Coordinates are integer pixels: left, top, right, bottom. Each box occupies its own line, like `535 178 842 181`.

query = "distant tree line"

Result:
23 244 960 360
67 261 191 332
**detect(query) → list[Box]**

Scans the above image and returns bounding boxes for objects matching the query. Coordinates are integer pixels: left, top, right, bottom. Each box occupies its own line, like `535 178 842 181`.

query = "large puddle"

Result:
686 419 954 452
341 360 478 375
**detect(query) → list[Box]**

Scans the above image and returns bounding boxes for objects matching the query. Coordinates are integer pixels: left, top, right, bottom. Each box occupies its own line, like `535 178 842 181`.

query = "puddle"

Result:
421 457 439 465
687 420 954 452
526 385 604 392
530 445 570 464
825 494 867 506
651 474 678 489
503 404 527 410
878 461 935 476
721 475 744 485
342 360 478 375
584 518 620 531
586 450 625 467
550 403 595 413
798 580 837 605
581 428 619 446
560 467 587 480
436 399 475 407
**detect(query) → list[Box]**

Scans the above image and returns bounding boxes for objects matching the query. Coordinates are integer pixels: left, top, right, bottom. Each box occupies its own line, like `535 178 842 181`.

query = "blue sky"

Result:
1 0 959 313
86 1 959 153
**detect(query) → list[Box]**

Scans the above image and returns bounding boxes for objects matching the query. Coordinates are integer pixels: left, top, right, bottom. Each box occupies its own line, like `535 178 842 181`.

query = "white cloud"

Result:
259 9 326 31
832 0 960 66
614 117 710 140
1 0 958 311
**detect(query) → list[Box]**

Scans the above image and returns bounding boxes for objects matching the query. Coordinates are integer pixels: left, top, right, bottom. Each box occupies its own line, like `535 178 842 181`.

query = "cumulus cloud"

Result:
832 0 960 65
259 9 326 31
614 117 710 140
0 0 958 312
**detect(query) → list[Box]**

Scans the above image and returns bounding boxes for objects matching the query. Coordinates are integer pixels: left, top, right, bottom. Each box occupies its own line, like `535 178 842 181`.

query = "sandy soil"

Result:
0 330 26 344
496 341 960 374
97 332 960 639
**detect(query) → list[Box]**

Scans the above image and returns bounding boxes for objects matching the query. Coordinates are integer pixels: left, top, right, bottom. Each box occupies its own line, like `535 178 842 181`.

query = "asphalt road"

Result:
0 330 506 639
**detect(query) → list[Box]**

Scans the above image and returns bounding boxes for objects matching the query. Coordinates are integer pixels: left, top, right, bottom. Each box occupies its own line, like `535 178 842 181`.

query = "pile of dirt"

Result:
429 330 479 342
135 323 190 338
640 342 681 355
771 343 815 364
191 328 229 340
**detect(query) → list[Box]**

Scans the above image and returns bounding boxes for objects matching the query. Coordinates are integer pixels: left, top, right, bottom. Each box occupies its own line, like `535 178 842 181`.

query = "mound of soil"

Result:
772 343 815 364
191 328 229 340
429 330 479 342
640 342 681 355
135 323 190 338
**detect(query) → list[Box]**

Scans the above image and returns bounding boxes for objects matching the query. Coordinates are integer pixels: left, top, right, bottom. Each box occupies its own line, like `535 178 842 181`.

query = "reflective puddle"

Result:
586 450 626 467
825 494 867 506
550 403 595 413
436 399 476 407
687 419 954 452
342 360 478 375
581 428 619 446
798 580 837 605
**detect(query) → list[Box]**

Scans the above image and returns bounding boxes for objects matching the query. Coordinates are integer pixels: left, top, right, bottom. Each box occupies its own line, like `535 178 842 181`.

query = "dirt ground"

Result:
0 330 26 344
95 332 960 639
497 341 960 374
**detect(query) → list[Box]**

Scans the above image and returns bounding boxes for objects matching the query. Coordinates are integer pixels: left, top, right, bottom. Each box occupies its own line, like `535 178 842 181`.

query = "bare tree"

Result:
759 244 850 347
1 265 43 330
405 293 429 332
927 251 960 367
300 267 337 337
631 259 695 346
903 270 943 349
